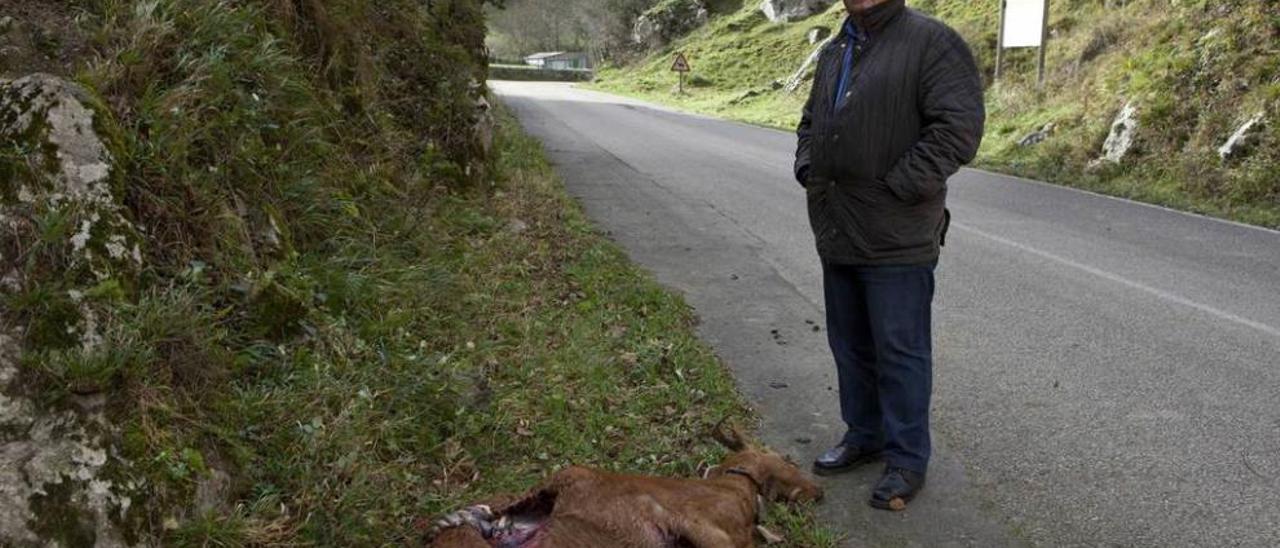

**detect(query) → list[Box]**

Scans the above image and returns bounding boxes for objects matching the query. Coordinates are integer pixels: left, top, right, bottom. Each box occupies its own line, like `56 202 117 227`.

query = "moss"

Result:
27 480 99 547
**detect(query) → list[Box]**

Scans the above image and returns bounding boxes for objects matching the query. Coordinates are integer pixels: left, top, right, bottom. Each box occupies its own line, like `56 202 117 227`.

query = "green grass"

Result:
134 105 840 544
491 63 594 81
590 0 1280 228
593 1 843 129
164 106 837 545
4 1 839 543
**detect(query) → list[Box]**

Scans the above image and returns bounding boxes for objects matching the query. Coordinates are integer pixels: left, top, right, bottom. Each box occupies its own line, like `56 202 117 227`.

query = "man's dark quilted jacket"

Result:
794 0 985 266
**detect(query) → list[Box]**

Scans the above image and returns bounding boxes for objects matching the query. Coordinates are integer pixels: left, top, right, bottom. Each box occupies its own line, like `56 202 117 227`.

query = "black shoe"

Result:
869 466 926 511
811 444 880 476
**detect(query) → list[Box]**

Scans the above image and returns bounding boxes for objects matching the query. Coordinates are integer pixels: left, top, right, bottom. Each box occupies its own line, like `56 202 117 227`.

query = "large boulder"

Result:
633 0 710 50
1 74 142 350
761 0 837 23
0 73 142 547
0 328 134 547
1092 101 1139 166
1218 112 1265 162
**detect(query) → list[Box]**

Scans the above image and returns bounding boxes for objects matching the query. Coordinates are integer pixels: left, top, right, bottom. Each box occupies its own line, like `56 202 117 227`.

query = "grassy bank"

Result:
411 106 839 547
170 106 838 545
591 0 1280 228
4 1 836 543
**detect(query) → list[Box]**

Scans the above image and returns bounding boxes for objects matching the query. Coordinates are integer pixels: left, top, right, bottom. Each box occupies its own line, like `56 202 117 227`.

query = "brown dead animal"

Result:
427 421 822 547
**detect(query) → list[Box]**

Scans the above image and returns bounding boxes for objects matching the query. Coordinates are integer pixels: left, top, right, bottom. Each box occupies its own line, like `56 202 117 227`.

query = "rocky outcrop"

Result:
1092 101 1139 166
785 34 835 93
1 74 142 546
1 74 142 350
633 0 710 50
1019 122 1057 147
760 0 837 23
1 74 142 277
0 330 134 547
1218 112 1265 162
471 79 494 158
808 26 832 45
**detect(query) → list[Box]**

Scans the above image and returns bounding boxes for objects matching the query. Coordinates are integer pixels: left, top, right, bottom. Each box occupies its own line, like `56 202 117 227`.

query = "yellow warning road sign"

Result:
671 52 691 73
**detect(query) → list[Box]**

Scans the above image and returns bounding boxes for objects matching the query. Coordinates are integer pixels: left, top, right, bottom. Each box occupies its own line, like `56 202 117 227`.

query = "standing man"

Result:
795 0 985 511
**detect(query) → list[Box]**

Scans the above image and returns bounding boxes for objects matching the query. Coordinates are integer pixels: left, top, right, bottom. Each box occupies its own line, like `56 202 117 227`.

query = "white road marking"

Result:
954 222 1280 340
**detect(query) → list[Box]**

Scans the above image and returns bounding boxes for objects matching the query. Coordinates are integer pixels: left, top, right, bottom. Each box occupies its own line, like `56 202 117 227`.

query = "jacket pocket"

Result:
882 176 931 206
806 184 839 249
832 181 934 254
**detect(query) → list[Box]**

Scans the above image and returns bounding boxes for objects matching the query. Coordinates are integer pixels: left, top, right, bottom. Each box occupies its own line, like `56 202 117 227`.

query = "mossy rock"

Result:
1 74 142 350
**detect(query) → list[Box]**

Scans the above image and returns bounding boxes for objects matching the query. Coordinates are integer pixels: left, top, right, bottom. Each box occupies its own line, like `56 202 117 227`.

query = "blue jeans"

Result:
823 261 936 474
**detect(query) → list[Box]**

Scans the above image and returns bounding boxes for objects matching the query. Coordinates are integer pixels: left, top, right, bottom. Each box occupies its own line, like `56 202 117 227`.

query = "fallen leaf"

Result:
756 525 785 544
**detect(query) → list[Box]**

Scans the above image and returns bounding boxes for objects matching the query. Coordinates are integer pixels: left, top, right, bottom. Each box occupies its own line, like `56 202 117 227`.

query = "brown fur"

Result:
429 425 821 548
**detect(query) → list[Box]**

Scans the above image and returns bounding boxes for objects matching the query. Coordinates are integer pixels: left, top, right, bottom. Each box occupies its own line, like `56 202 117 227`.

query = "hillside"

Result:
593 0 1280 227
2 1 837 545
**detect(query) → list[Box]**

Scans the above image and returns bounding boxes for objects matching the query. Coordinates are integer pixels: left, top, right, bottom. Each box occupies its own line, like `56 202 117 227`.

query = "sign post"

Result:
671 52 691 94
1037 0 1050 87
994 0 1050 88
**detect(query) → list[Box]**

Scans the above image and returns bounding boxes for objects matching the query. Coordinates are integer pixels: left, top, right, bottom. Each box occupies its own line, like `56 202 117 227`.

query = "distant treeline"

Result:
486 0 658 62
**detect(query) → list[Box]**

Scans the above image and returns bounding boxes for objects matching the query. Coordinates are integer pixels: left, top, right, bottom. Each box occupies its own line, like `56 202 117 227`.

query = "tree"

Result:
487 0 657 62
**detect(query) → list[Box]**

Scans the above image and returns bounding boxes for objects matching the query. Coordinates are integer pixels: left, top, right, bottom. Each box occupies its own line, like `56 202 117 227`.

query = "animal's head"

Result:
707 420 823 503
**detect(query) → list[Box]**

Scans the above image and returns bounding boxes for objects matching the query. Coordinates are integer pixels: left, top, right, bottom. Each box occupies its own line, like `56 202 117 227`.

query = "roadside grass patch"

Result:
99 104 840 544
399 105 842 547
5 0 838 543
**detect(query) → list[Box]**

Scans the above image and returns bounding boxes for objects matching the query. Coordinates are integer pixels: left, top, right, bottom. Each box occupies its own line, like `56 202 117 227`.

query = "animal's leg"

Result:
664 514 749 548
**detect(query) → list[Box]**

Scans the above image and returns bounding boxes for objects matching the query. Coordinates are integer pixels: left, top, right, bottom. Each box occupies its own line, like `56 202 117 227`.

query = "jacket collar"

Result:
848 0 906 37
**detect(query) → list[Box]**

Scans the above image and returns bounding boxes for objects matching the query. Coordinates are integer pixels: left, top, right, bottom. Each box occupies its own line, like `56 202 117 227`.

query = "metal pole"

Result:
679 72 684 94
1037 0 1050 88
995 0 1007 82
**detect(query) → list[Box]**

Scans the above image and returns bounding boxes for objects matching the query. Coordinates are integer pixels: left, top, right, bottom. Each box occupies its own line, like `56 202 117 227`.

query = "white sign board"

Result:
1001 0 1046 48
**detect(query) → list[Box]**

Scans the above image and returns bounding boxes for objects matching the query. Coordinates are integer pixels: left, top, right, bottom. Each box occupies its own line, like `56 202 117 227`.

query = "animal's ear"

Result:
711 417 749 451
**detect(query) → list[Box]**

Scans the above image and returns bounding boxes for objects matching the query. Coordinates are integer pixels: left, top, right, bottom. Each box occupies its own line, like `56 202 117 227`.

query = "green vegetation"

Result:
3 0 838 543
485 109 839 548
592 0 1280 227
593 2 845 128
491 64 595 81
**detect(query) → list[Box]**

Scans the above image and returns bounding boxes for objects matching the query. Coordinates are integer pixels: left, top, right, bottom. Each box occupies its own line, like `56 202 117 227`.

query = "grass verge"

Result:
4 0 838 542
387 102 843 546
160 105 841 545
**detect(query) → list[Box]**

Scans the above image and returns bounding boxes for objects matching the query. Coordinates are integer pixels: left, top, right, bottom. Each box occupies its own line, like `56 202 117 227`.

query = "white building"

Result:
523 51 592 70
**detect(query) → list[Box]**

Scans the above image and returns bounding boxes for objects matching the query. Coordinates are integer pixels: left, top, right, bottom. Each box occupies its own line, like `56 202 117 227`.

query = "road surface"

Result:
492 81 1280 547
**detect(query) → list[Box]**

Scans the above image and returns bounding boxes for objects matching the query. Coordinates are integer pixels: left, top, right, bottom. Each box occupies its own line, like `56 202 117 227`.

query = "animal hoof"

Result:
756 525 785 544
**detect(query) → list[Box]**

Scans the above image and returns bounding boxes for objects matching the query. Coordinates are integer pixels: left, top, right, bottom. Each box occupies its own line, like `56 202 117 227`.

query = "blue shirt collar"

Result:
842 18 865 42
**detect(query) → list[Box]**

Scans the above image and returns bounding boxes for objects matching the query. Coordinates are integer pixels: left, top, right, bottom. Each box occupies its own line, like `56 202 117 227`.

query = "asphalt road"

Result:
492 81 1280 547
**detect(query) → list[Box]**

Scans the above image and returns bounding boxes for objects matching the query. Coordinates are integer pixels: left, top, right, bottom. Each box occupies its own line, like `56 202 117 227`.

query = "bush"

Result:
491 64 595 82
